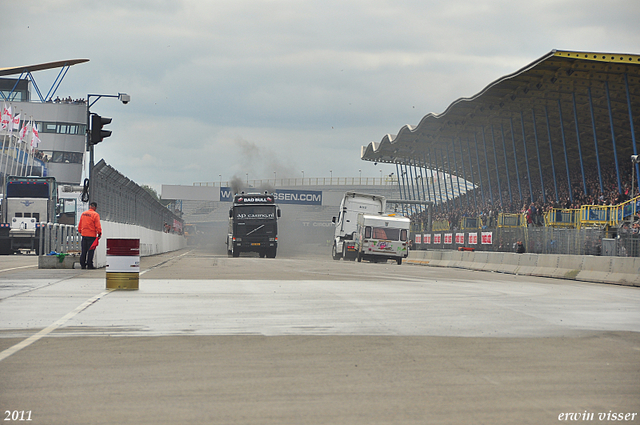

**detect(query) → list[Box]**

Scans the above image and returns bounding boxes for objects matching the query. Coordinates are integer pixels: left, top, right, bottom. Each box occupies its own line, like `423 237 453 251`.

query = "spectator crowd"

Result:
410 164 640 230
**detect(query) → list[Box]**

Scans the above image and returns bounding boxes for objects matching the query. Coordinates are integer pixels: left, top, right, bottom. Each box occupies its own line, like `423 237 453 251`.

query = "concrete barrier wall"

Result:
93 221 186 268
407 250 640 287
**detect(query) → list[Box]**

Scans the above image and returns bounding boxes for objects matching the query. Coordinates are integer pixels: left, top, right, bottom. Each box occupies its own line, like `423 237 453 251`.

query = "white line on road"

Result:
0 264 37 273
0 289 114 362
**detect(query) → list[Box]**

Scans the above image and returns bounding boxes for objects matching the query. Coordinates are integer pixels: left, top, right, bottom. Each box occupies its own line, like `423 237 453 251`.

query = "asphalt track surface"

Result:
0 248 639 424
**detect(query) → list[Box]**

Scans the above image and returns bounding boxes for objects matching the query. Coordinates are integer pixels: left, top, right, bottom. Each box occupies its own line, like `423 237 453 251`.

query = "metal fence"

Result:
38 223 81 254
92 160 183 232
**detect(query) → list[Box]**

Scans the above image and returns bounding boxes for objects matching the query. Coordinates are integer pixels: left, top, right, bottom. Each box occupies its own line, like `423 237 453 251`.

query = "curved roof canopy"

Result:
0 59 89 77
0 59 89 102
361 50 640 203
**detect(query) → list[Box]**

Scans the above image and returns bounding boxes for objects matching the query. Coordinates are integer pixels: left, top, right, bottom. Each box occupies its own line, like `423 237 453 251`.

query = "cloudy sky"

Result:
6 0 639 190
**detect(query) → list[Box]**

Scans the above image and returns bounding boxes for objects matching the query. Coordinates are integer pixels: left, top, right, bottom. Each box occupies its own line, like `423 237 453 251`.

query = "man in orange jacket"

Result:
78 202 102 269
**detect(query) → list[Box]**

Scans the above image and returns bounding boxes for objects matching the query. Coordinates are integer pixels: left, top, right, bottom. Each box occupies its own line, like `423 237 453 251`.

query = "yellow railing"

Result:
579 196 640 228
460 216 481 230
432 220 451 232
545 209 580 228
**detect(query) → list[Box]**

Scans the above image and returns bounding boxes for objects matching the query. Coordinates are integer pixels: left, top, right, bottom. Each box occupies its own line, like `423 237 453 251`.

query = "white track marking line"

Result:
0 289 114 362
0 264 38 273
0 250 193 362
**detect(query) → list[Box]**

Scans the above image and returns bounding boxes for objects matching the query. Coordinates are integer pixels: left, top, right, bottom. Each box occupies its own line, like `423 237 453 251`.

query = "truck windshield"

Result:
235 223 276 236
6 183 50 198
234 206 276 220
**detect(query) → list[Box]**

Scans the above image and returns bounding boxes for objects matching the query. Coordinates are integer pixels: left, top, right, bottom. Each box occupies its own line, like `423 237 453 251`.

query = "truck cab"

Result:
227 192 281 258
0 176 58 254
331 192 386 260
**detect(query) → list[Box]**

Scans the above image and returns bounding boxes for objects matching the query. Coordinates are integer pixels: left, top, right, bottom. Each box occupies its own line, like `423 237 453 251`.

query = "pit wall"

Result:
92 221 186 268
406 250 640 287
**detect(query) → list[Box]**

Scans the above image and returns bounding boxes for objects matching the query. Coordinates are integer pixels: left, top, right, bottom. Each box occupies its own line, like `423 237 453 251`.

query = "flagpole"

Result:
0 103 8 179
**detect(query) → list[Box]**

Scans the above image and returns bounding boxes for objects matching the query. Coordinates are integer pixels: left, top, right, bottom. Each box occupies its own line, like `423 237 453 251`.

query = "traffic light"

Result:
90 113 112 145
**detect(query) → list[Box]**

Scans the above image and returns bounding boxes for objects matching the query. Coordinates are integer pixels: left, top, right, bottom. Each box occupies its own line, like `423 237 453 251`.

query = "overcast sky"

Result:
6 0 640 190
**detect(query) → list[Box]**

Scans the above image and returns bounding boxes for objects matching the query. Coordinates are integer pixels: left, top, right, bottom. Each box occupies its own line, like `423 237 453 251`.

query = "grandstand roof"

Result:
361 49 640 201
0 59 89 77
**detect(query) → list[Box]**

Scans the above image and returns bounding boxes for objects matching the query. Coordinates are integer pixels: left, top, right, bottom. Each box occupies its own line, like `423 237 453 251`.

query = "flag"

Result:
11 113 20 133
19 120 30 142
90 238 99 250
0 104 11 130
31 122 40 148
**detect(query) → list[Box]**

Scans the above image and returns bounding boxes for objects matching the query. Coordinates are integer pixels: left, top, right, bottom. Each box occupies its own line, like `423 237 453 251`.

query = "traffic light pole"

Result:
85 93 129 204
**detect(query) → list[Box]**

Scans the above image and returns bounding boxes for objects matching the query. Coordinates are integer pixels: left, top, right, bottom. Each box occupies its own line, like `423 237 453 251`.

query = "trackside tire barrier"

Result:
407 250 640 287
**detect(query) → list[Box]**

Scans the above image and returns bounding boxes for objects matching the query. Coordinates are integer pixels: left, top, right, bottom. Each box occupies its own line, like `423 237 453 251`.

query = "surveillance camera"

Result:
632 155 640 164
118 93 131 104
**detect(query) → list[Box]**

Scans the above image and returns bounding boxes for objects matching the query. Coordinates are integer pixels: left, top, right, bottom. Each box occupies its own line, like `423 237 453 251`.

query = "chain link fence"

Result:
92 160 182 232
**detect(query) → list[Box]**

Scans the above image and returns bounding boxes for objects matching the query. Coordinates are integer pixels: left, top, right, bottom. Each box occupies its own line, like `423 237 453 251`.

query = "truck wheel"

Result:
267 248 277 258
357 251 362 262
396 258 402 265
232 248 240 258
331 243 341 260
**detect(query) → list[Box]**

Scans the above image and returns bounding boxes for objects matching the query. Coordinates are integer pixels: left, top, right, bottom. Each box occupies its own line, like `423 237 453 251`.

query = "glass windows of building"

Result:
38 121 86 135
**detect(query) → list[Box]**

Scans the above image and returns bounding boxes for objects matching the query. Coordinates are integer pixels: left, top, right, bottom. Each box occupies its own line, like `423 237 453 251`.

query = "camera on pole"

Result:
90 113 112 145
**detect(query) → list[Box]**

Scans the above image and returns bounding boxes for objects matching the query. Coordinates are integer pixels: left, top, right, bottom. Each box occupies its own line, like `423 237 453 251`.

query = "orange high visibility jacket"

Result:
78 208 102 238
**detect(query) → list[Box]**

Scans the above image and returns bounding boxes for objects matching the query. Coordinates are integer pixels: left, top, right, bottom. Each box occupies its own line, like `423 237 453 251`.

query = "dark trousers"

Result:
80 236 96 269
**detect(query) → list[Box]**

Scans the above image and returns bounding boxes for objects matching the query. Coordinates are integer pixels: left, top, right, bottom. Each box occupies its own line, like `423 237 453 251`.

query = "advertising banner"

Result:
220 187 322 205
415 234 422 244
425 234 431 244
444 233 453 244
468 233 478 245
455 233 464 244
434 234 441 244
481 232 493 244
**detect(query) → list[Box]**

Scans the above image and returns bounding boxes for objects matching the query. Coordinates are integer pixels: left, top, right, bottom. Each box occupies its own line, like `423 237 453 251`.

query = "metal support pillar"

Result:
407 159 418 214
439 148 450 212
587 87 604 194
572 93 587 196
422 153 433 205
490 125 503 207
605 81 622 193
625 74 640 190
520 111 534 204
509 118 523 203
500 123 513 205
480 127 493 204
432 147 445 212
445 143 456 207
473 133 486 206
395 162 406 215
452 139 463 208
458 139 470 209
466 138 479 211
531 109 546 204
558 99 573 203
544 105 559 203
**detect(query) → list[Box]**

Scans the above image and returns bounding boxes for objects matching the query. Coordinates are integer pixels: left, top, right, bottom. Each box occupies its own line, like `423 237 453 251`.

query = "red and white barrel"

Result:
106 238 140 290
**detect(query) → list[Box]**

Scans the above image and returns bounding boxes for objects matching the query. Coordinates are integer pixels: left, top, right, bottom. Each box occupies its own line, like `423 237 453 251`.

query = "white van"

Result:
354 213 410 265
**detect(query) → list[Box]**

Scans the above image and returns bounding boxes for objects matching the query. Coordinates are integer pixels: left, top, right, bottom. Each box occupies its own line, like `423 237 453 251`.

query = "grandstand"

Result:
360 49 640 256
361 50 640 216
